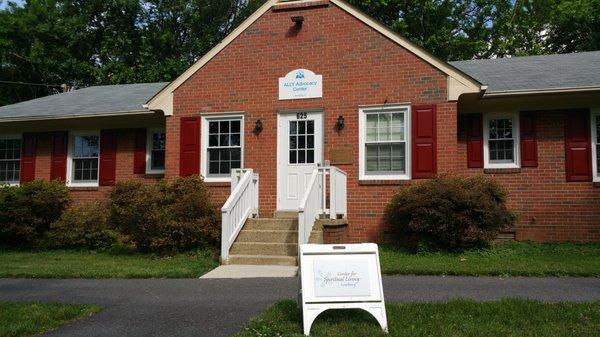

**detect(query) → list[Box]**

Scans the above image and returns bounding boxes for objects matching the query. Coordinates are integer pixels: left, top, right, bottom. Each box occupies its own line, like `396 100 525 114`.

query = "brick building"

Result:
1 0 598 255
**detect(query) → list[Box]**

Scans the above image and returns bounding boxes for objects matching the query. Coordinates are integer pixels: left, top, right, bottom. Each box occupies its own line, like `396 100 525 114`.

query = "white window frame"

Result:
146 127 166 174
358 104 411 181
0 134 22 186
200 113 244 183
592 109 600 182
483 111 520 169
67 130 100 187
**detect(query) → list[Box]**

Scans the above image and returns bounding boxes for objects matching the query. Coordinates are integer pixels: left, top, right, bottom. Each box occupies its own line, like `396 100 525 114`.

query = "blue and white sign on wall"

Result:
279 69 323 100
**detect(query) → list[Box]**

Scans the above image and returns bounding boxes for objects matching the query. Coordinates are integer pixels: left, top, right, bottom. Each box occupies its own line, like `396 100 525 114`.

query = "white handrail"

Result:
221 169 259 262
297 166 347 245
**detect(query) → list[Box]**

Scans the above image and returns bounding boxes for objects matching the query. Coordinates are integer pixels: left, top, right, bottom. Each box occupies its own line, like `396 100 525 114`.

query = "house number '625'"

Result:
296 112 307 119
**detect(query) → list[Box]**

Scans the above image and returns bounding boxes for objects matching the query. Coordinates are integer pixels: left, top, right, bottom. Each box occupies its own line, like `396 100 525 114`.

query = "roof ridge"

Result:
451 50 600 64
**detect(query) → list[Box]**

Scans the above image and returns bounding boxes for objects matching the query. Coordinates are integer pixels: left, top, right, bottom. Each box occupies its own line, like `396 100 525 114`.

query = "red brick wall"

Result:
457 111 600 242
170 3 451 242
28 129 162 205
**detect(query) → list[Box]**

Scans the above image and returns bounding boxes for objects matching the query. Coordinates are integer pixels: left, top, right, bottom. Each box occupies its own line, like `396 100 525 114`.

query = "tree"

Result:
0 0 598 106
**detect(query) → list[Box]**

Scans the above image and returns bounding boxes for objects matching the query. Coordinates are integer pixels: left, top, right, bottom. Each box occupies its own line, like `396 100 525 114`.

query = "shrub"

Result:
108 176 219 254
0 180 70 247
44 202 126 250
385 175 516 251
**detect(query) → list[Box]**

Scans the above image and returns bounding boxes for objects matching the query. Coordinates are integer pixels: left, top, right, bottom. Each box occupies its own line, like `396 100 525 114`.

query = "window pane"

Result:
307 120 314 134
220 121 229 133
152 150 165 170
231 120 240 133
206 118 243 177
298 150 305 164
290 121 297 135
378 114 391 141
209 135 218 147
230 133 240 146
596 116 600 143
209 122 218 134
152 132 165 150
366 114 378 141
298 121 305 134
289 150 297 164
365 143 405 174
391 113 404 141
298 135 306 149
290 136 297 149
307 150 314 163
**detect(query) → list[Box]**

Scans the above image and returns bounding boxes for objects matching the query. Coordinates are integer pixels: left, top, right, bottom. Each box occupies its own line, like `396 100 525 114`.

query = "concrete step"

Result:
228 254 297 266
273 210 299 219
308 230 323 244
230 242 298 256
244 218 298 231
236 229 298 243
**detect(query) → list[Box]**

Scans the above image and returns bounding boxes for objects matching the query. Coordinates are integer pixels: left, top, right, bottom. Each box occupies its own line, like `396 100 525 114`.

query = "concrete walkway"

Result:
201 265 297 279
1 276 599 337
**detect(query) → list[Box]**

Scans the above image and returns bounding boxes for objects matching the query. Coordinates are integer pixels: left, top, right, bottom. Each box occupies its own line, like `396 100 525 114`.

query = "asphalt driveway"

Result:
1 276 599 337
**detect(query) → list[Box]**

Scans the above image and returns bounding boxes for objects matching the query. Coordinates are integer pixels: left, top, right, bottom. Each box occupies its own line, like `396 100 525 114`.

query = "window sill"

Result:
144 173 165 179
359 179 411 186
68 186 100 191
484 168 521 174
593 182 600 188
204 182 231 187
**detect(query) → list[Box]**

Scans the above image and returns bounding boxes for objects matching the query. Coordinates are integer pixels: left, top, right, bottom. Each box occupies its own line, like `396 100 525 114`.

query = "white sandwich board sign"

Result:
298 243 388 335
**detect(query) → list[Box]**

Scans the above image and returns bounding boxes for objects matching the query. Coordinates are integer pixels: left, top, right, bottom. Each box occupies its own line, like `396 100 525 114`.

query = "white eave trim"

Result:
147 0 483 112
0 110 157 123
482 86 600 98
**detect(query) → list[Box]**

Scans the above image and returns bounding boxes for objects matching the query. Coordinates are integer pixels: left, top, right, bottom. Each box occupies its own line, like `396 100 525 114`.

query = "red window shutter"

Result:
134 128 146 174
20 133 37 183
466 114 484 168
180 117 200 176
565 110 592 182
50 132 68 181
520 111 538 167
99 130 118 186
411 105 437 178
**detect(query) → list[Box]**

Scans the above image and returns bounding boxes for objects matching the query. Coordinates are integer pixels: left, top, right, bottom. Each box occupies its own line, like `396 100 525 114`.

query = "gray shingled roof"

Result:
450 51 600 94
0 82 168 121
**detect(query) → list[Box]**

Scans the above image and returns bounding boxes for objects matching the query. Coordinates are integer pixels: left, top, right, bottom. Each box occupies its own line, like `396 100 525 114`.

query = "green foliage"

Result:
0 180 70 247
232 299 600 337
0 249 218 278
1 0 598 105
108 176 220 254
385 175 516 251
44 202 125 251
0 302 100 337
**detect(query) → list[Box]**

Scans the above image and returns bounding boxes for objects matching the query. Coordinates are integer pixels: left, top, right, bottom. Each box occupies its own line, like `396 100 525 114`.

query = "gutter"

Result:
482 86 600 98
0 110 157 123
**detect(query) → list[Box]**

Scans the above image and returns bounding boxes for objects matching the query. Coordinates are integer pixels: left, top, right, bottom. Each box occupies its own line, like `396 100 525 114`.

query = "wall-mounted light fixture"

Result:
253 119 263 134
336 115 345 131
291 16 304 26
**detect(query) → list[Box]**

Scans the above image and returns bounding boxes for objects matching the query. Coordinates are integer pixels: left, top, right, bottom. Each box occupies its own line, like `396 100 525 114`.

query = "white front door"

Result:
277 111 323 210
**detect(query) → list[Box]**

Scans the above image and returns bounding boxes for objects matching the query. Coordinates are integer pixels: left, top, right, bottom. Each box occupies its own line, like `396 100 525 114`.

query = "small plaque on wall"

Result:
330 147 354 165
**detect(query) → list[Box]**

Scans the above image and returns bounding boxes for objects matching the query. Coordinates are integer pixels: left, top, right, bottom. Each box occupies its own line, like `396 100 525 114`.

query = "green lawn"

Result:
233 299 600 337
0 302 100 337
0 249 218 278
379 241 600 277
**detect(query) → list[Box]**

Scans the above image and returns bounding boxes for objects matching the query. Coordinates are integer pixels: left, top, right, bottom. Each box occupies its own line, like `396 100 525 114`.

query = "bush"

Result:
108 176 219 254
0 180 70 247
385 175 516 251
44 202 125 250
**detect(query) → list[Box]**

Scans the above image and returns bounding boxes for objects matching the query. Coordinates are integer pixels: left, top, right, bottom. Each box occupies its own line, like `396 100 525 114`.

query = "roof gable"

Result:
147 0 482 114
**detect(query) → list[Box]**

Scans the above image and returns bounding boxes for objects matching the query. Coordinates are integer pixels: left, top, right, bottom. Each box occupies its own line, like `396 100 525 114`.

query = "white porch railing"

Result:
221 169 259 262
298 166 347 244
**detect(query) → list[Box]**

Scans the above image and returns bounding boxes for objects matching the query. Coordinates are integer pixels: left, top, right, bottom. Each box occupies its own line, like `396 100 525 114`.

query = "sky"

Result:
0 0 25 10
